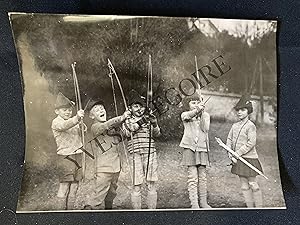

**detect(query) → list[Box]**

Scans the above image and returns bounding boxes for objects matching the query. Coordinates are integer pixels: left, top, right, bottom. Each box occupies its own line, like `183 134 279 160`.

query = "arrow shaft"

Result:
217 138 268 180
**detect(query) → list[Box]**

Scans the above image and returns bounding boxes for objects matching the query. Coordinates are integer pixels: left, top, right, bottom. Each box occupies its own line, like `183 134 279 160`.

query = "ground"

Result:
17 122 285 211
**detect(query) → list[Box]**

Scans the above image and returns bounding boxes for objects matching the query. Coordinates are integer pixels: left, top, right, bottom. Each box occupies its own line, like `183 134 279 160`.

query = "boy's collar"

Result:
94 120 105 124
131 115 142 120
238 117 249 124
57 115 69 120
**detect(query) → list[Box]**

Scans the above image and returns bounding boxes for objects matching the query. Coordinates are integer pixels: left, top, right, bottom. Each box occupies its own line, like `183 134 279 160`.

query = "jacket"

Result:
226 119 258 158
91 116 125 173
179 109 210 152
51 115 83 155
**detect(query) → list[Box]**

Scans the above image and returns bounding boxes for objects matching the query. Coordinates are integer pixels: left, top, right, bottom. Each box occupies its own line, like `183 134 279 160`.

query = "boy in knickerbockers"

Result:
83 99 131 210
51 92 85 209
122 90 161 209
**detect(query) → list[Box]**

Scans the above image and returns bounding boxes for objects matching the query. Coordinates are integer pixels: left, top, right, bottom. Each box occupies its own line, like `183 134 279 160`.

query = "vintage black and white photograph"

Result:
9 14 285 211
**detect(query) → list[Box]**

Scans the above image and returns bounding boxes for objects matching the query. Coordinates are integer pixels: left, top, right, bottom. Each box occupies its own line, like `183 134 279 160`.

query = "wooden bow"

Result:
71 62 87 180
195 56 211 166
107 58 134 185
146 54 153 180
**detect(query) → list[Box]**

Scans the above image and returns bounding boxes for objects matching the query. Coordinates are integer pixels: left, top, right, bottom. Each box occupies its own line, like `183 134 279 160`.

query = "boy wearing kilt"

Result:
122 90 161 209
226 94 263 208
51 92 85 209
179 95 211 208
83 99 131 210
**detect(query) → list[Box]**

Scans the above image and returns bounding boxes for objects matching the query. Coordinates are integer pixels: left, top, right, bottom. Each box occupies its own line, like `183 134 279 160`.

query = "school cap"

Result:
85 98 105 111
55 92 75 109
127 89 146 106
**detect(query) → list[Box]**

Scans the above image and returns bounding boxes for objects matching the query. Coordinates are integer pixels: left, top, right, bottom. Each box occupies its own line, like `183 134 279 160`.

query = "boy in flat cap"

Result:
179 95 211 208
226 94 263 208
51 92 85 209
122 89 161 209
83 99 131 210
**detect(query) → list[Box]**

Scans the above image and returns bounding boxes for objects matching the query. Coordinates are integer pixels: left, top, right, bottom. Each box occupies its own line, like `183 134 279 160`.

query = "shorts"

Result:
129 152 158 186
57 153 83 182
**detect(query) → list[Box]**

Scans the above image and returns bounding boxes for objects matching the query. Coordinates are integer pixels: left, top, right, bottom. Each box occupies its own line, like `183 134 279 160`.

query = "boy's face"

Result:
55 107 73 120
90 104 107 122
189 100 201 110
130 103 145 118
236 108 249 120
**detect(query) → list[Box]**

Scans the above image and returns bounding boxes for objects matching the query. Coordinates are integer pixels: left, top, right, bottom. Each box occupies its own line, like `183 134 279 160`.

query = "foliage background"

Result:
11 15 277 140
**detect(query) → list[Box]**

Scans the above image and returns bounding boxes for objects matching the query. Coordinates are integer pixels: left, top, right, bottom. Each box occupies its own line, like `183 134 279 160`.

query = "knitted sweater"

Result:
122 116 160 154
179 109 210 152
226 119 258 159
51 115 83 155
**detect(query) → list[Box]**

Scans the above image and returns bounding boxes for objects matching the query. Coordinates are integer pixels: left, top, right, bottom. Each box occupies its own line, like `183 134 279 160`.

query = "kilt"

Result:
181 148 209 166
57 153 83 182
231 158 263 177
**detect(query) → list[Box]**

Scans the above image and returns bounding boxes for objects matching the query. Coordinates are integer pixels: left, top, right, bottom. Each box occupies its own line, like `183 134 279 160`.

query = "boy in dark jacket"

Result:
84 99 130 210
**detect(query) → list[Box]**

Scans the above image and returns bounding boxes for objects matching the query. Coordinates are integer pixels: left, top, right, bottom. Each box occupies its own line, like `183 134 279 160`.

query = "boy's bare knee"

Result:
133 185 142 194
241 185 250 191
249 181 260 191
147 181 156 192
239 177 250 190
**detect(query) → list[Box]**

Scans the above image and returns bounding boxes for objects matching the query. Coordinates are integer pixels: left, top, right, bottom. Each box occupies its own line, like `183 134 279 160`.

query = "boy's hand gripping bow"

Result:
215 137 268 180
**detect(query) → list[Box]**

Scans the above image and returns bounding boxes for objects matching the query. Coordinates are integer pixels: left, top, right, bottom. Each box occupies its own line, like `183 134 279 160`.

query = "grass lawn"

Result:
17 121 285 211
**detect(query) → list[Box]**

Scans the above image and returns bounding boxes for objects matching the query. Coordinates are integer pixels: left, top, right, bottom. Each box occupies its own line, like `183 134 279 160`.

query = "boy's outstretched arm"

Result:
52 110 84 131
149 114 161 137
121 122 131 137
151 124 161 137
181 105 203 121
93 110 131 136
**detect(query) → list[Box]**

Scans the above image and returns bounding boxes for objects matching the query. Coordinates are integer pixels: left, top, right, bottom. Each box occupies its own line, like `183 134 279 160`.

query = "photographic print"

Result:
9 13 284 211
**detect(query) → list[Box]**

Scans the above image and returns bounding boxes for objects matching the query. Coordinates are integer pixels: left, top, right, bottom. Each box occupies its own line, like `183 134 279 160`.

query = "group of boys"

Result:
52 89 262 210
51 90 160 210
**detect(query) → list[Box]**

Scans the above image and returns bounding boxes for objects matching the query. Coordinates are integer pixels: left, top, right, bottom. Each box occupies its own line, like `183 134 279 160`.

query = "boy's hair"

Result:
182 95 203 109
89 103 105 119
86 99 105 111
85 98 105 119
